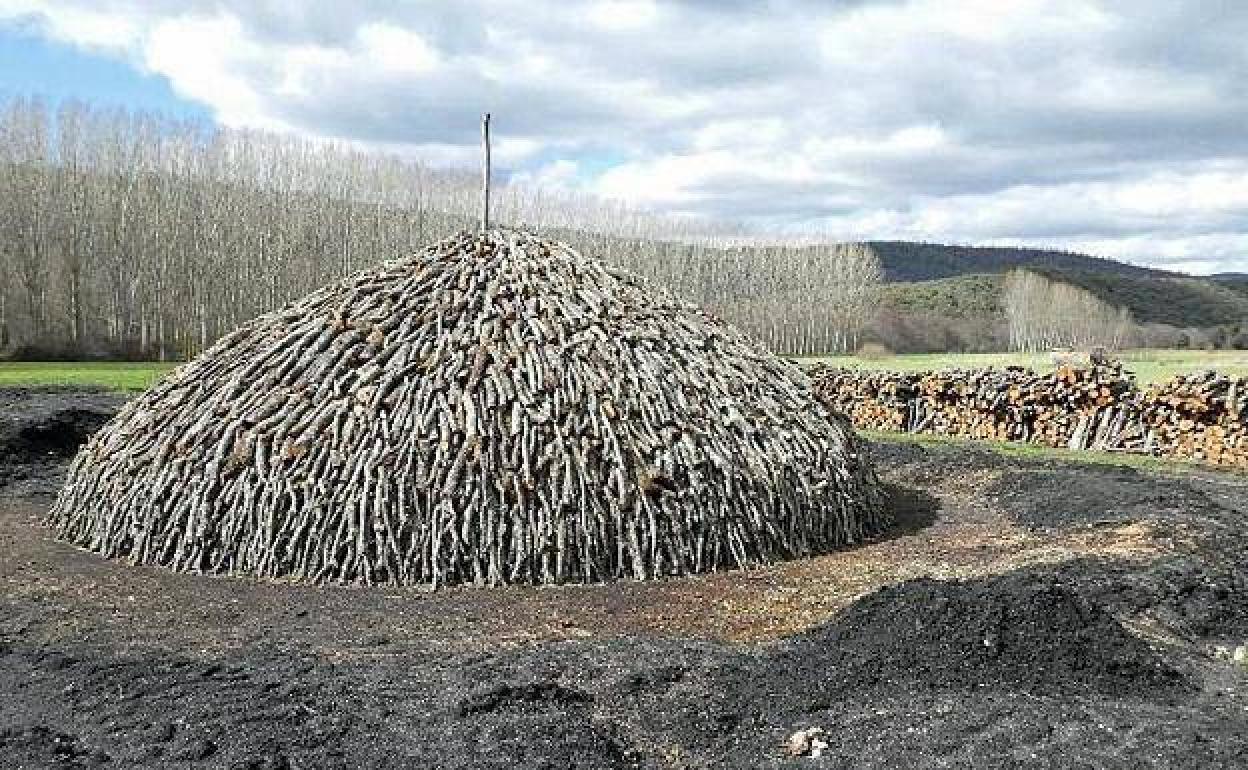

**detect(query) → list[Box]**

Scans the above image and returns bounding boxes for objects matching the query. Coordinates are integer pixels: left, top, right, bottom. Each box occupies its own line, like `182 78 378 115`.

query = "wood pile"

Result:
1138 372 1248 466
809 364 1248 469
48 230 887 587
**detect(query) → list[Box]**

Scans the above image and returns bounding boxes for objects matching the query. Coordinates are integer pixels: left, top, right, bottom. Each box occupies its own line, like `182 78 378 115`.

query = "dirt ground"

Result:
2 388 1247 768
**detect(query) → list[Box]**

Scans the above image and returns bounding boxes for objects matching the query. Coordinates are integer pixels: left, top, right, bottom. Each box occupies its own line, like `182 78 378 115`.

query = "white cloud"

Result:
1 0 1246 273
141 14 283 128
0 0 139 52
356 22 439 75
585 0 658 30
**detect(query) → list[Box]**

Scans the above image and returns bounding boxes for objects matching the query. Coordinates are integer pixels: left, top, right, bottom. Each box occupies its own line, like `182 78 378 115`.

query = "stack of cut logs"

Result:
49 230 887 587
1138 372 1247 466
809 363 1248 469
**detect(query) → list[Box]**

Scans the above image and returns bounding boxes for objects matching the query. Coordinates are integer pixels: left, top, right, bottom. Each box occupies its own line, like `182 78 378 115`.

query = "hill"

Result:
867 241 1165 282
880 273 1005 319
1213 274 1248 299
871 242 1248 327
1033 270 1248 327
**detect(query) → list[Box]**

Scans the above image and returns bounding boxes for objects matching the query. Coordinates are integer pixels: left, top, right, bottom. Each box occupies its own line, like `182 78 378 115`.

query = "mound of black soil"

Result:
0 388 123 462
3 567 1244 768
769 570 1185 699
0 388 125 496
1043 555 1248 639
984 463 1248 638
0 632 668 769
0 726 111 769
988 466 1222 531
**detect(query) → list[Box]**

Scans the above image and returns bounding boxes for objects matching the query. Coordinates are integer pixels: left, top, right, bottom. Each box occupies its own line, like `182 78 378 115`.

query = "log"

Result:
48 229 890 586
808 363 1248 469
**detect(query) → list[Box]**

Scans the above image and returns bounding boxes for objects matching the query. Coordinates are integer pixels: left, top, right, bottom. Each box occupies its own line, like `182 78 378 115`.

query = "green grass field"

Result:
0 361 177 391
798 349 1248 385
1 349 1245 391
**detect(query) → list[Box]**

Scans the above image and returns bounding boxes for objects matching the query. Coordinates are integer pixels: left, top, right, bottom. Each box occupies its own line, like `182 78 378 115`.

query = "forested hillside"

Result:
1215 275 1248 299
873 274 1008 352
868 241 1165 282
1031 270 1248 327
880 274 1005 319
872 242 1248 331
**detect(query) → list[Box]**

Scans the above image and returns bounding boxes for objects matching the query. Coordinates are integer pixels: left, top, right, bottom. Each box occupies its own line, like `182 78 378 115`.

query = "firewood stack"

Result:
809 364 1248 468
1138 372 1248 466
48 230 888 587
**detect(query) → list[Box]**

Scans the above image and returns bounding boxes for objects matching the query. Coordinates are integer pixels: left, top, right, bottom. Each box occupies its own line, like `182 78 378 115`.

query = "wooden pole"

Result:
480 113 491 232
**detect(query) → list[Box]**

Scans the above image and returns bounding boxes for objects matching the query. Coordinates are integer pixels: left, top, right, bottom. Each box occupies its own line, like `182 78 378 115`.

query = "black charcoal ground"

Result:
2 395 1247 767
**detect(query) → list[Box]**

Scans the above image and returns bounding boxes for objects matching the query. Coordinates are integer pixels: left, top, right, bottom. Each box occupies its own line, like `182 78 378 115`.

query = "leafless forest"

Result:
1004 270 1134 352
0 97 884 358
0 96 1144 360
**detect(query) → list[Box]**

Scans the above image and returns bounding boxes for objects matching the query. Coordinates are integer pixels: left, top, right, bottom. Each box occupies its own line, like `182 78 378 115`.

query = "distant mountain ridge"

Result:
866 240 1176 282
869 241 1248 327
1213 274 1248 300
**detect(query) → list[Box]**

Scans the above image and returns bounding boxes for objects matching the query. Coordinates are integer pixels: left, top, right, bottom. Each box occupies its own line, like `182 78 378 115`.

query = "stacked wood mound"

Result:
809 364 1248 468
1139 373 1247 465
49 230 886 587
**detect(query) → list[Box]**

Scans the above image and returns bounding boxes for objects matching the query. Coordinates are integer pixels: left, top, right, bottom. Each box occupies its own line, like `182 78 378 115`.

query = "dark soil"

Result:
2 389 1247 768
987 466 1225 530
0 388 126 497
985 462 1248 638
3 570 1244 770
772 570 1186 697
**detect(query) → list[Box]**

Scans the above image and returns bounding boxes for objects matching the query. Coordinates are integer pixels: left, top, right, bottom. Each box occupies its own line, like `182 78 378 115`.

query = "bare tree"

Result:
1004 269 1134 352
0 95 882 358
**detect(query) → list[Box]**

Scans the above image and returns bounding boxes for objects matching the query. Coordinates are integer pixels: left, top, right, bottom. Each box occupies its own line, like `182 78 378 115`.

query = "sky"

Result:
0 0 1246 275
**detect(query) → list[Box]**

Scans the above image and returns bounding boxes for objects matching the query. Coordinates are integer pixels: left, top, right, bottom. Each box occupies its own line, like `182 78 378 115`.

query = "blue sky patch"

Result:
0 24 210 119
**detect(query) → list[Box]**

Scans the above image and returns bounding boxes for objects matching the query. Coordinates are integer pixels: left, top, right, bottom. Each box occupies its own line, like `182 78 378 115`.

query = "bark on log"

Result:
809 363 1248 469
49 230 889 586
